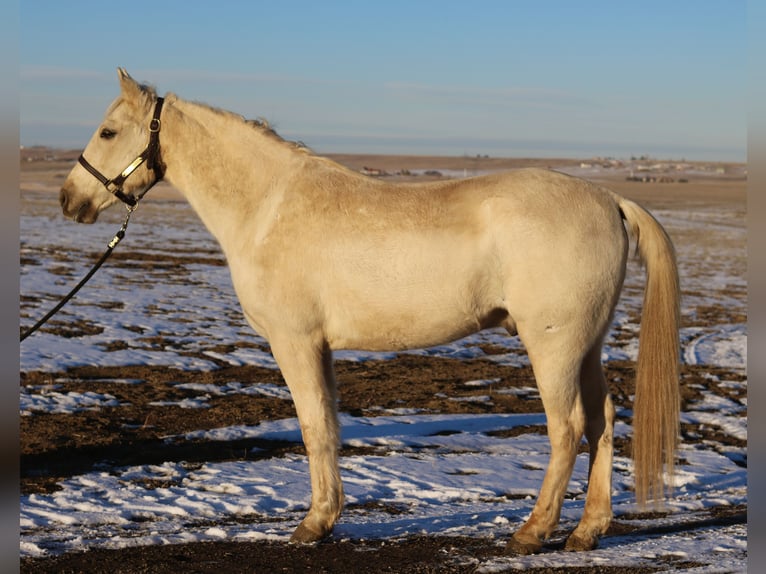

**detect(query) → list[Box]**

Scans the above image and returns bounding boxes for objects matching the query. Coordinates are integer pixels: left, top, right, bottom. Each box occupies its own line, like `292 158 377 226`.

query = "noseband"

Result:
78 97 166 208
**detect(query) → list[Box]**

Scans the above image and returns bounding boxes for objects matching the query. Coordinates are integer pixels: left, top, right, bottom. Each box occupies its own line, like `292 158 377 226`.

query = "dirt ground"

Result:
19 152 747 573
19 357 747 574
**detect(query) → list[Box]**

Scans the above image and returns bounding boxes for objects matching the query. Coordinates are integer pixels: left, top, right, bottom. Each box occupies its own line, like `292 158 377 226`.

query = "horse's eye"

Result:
100 128 117 140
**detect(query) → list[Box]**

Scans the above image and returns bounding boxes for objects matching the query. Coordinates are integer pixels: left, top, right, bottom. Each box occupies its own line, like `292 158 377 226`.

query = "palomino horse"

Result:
60 69 680 554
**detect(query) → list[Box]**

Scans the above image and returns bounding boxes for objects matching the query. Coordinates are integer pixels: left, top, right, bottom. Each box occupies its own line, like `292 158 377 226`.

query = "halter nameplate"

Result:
120 155 149 180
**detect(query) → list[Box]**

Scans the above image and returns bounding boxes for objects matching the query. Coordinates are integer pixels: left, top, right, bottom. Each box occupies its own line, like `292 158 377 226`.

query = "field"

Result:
19 153 746 572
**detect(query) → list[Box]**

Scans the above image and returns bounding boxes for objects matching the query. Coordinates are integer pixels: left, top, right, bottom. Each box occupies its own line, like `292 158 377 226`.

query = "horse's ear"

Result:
117 68 142 103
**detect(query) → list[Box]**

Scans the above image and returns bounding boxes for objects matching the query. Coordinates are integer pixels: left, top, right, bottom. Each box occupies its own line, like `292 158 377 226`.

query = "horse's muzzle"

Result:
60 187 99 223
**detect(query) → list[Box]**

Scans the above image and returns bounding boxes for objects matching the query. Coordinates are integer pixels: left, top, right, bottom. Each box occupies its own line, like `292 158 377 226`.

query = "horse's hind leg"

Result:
564 342 615 551
506 329 587 555
270 335 344 543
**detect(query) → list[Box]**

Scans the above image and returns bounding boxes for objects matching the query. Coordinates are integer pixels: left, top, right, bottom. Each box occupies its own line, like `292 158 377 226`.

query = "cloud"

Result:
383 82 595 110
130 68 359 90
20 66 107 80
20 66 297 87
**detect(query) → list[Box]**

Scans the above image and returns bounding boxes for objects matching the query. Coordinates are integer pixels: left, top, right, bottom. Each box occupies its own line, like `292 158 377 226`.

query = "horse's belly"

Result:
321 236 507 351
324 286 507 352
327 314 478 352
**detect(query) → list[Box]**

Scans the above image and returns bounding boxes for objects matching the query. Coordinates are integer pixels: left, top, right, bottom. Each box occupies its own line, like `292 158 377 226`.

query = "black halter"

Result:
78 97 166 208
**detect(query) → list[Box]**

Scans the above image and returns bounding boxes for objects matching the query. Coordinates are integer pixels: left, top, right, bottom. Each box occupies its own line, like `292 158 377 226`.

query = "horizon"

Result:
18 142 745 166
20 1 746 163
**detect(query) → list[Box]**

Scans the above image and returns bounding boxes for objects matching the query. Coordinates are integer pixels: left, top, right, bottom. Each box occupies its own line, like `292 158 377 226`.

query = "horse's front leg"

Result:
270 335 343 543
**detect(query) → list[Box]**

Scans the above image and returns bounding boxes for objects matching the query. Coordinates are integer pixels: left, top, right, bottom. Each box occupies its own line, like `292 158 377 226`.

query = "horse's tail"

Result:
617 196 681 506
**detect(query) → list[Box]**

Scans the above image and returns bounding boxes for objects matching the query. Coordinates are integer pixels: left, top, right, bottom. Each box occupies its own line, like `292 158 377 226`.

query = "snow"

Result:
20 190 747 571
20 386 124 416
19 413 746 570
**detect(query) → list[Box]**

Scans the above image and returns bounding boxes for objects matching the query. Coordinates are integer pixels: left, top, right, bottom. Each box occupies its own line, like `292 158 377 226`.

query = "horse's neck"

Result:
160 98 298 247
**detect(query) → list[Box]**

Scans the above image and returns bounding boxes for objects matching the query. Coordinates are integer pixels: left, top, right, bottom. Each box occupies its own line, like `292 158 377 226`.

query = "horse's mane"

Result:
244 117 311 153
166 91 312 155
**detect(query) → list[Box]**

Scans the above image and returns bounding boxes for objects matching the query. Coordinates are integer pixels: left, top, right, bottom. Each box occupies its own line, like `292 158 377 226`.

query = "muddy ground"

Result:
19 155 747 572
19 354 746 573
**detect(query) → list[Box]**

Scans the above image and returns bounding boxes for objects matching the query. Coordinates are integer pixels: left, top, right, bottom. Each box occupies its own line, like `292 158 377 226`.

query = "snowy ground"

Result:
19 187 747 571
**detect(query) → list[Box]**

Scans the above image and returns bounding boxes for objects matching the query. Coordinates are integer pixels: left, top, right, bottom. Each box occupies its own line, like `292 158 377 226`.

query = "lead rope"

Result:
20 204 136 342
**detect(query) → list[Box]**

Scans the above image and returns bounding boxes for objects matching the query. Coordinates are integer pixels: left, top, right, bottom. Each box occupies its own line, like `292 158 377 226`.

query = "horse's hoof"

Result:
290 521 331 544
505 535 542 556
564 533 599 552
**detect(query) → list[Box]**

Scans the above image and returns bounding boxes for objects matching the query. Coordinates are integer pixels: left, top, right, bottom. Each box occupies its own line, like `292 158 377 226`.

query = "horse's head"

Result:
60 68 163 223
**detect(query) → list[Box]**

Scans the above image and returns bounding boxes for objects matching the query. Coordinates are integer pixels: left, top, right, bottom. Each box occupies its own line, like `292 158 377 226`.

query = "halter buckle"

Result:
105 180 121 194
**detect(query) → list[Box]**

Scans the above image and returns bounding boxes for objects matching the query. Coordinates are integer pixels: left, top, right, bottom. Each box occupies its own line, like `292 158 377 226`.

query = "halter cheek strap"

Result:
78 97 165 208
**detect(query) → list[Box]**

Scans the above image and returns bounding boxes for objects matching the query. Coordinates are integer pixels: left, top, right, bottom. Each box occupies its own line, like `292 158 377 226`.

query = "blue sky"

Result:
20 1 745 161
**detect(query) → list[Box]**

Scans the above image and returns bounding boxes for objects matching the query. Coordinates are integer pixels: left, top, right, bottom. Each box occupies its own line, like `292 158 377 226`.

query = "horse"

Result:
59 68 680 554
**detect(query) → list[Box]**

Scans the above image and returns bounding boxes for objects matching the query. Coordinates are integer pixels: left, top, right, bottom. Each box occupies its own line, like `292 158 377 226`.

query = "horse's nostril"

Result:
59 189 68 209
